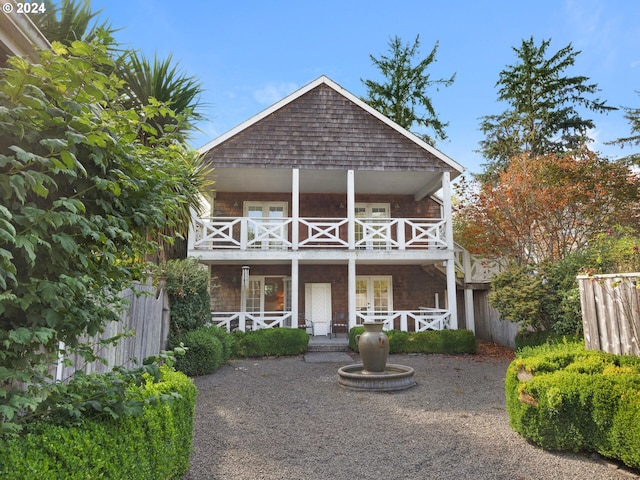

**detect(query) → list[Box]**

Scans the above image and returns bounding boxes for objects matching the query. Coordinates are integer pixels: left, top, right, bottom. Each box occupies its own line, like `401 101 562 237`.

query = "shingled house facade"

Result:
188 76 470 336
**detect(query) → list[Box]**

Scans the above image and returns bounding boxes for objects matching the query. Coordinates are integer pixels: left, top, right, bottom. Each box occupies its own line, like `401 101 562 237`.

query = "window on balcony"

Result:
355 203 390 249
244 201 288 249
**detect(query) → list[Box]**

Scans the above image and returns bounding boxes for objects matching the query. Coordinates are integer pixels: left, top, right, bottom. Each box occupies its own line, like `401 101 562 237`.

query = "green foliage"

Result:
349 327 476 354
158 258 212 336
36 0 117 47
490 226 640 336
515 330 582 351
479 36 615 181
506 342 640 468
0 40 204 432
606 91 640 166
169 326 228 377
362 34 455 145
234 328 309 358
1 348 183 435
0 366 196 479
583 226 640 274
119 51 204 144
489 264 547 330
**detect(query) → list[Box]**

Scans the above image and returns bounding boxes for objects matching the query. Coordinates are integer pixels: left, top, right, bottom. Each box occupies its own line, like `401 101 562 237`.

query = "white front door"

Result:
305 283 332 336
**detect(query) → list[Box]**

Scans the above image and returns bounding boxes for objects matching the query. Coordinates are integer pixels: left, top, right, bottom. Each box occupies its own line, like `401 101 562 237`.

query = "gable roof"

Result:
199 76 464 178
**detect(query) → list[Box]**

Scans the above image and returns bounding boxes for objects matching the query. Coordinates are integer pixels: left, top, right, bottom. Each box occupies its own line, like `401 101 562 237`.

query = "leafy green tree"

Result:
362 35 455 145
478 37 615 181
0 40 204 431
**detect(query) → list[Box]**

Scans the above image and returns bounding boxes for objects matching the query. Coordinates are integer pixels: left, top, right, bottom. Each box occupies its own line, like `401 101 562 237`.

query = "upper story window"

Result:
355 203 390 249
244 201 288 249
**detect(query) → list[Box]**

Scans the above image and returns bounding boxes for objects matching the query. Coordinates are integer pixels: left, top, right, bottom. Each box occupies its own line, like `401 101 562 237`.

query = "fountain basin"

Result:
337 363 416 392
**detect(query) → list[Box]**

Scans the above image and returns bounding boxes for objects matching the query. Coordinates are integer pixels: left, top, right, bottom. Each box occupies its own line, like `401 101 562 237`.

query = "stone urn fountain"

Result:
355 321 389 373
338 321 416 391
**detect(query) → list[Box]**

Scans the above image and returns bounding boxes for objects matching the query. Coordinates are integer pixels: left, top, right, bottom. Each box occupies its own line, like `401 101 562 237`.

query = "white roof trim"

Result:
198 75 465 175
0 2 50 61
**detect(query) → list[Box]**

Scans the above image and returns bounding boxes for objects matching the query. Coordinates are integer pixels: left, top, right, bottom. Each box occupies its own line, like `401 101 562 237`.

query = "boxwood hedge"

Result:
0 367 196 480
506 341 640 469
348 327 477 354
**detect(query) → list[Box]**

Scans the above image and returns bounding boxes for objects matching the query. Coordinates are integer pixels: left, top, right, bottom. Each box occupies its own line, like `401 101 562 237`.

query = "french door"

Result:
355 276 393 315
244 202 288 249
355 203 390 249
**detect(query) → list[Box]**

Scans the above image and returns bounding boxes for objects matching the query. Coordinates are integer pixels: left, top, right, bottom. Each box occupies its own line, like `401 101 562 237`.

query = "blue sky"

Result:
90 0 640 175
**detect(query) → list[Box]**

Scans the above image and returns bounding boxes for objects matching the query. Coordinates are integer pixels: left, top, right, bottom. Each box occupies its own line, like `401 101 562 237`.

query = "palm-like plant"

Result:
36 0 117 46
119 51 204 144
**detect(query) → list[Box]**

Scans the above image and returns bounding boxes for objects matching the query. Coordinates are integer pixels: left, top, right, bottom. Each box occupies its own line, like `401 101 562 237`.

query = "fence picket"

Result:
57 280 169 381
577 274 640 356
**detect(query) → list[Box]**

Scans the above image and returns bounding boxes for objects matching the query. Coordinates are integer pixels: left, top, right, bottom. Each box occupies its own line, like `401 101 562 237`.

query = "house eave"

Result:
0 4 50 62
198 75 464 179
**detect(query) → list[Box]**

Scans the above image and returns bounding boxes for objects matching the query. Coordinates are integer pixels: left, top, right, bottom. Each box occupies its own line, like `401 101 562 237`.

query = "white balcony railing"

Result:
191 217 448 251
453 244 503 283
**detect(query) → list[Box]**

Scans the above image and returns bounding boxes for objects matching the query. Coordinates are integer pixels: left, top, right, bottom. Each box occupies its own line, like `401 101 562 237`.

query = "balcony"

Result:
189 216 448 252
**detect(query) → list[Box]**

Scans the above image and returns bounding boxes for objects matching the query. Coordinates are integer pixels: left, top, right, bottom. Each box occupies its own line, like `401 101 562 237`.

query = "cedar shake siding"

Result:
200 84 455 173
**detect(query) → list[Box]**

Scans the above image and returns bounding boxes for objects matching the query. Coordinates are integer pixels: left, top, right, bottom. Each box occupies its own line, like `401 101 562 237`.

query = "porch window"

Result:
355 275 393 314
247 276 288 312
355 203 390 249
244 201 288 249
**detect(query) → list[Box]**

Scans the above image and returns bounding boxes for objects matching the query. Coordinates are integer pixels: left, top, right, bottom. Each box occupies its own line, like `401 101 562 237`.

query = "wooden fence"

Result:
56 280 170 381
577 274 640 356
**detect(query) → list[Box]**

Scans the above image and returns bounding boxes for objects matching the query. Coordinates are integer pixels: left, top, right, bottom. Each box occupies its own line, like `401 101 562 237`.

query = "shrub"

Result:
349 327 476 354
515 331 583 351
234 328 309 357
159 258 212 336
506 342 640 469
169 325 225 376
0 367 196 479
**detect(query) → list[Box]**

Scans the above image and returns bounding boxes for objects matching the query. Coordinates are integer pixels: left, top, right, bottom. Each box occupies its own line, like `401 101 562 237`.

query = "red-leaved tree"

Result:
455 150 640 265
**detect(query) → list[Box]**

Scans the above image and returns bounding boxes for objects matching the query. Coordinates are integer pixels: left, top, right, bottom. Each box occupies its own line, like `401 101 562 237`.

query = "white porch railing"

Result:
210 309 451 333
211 311 294 332
191 217 448 251
356 309 451 332
453 243 502 283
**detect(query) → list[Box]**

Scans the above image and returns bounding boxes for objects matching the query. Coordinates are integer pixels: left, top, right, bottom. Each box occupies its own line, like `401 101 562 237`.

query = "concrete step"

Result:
307 338 350 353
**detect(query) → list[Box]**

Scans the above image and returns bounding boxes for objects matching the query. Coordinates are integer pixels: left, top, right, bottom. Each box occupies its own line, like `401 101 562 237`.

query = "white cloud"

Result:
252 82 299 105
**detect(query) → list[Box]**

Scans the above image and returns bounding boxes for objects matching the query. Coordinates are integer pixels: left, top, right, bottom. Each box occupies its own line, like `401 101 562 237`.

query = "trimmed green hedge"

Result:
0 367 196 479
169 325 234 376
348 327 477 354
234 327 309 357
506 341 640 469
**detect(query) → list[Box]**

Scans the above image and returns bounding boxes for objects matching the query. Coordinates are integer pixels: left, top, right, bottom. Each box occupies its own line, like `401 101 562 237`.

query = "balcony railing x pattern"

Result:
192 217 448 251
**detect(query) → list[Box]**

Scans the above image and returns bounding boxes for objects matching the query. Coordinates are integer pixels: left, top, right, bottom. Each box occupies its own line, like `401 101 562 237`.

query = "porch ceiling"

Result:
208 168 444 198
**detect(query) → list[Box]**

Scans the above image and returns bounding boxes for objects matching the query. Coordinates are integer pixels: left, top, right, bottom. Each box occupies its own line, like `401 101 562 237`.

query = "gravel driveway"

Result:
185 349 637 480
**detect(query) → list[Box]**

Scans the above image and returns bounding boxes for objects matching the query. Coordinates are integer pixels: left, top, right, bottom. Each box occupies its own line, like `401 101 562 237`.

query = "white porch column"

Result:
292 168 299 250
291 258 299 328
442 172 458 328
347 170 355 249
240 265 250 331
348 257 356 330
462 249 475 333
